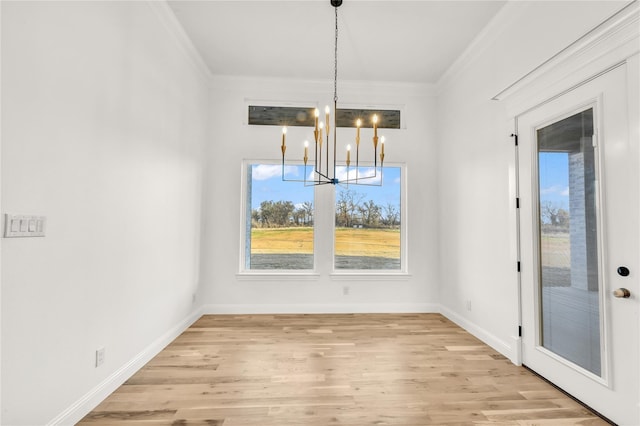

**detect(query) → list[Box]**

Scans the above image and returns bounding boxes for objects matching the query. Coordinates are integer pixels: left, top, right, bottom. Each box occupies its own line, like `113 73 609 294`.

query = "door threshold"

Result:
523 365 617 425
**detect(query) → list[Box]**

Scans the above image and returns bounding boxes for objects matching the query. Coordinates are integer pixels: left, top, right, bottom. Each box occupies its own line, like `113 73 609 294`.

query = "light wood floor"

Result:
79 313 609 425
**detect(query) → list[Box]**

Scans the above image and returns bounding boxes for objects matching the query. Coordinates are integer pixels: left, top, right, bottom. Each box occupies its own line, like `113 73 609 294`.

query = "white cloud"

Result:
335 166 382 185
540 185 569 196
252 164 297 180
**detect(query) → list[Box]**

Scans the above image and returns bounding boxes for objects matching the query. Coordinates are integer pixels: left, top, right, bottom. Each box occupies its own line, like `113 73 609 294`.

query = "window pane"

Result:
334 167 401 270
537 108 601 376
246 164 314 270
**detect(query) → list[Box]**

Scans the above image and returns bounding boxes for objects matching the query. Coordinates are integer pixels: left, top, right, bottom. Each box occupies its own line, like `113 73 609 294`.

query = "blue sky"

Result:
250 164 401 210
538 152 569 208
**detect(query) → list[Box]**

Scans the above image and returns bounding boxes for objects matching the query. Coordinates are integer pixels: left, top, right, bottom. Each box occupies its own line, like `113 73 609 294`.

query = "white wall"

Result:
200 77 439 312
436 1 631 360
1 2 209 424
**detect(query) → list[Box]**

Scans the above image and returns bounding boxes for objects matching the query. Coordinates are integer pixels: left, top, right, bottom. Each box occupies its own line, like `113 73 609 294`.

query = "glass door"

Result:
517 64 639 425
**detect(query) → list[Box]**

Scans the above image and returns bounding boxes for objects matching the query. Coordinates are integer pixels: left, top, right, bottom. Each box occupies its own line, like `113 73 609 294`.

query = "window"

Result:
335 167 402 270
243 103 404 274
242 163 314 270
241 161 406 274
248 105 401 129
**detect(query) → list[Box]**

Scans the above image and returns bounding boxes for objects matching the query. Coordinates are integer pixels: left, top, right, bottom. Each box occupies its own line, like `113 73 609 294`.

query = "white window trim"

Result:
238 159 409 277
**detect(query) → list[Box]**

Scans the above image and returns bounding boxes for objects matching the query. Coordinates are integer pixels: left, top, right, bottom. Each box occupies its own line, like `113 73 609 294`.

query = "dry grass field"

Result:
541 232 571 287
540 232 570 268
251 227 400 258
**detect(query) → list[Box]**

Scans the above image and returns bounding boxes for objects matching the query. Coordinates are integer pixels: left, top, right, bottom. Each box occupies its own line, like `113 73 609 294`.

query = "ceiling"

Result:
167 0 507 84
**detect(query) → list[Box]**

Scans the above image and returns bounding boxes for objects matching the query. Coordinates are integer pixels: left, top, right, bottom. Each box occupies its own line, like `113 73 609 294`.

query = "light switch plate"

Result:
4 214 46 238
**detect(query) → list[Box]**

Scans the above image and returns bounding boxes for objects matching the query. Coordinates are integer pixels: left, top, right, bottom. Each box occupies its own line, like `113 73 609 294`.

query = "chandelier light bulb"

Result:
372 114 379 140
281 126 287 155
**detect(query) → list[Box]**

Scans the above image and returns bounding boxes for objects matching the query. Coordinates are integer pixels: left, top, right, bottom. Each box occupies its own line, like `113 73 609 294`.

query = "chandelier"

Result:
280 0 385 186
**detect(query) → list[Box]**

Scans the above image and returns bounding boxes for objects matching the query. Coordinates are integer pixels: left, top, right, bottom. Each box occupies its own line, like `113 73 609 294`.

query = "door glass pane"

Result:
537 108 601 376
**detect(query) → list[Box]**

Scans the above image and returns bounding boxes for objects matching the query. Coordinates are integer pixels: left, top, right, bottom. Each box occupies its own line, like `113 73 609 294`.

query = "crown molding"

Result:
495 0 639 116
493 0 639 102
435 1 530 95
146 0 214 86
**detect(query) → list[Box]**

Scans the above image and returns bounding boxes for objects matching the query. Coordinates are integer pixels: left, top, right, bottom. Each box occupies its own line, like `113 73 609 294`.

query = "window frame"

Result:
330 162 408 277
238 159 319 278
238 160 408 279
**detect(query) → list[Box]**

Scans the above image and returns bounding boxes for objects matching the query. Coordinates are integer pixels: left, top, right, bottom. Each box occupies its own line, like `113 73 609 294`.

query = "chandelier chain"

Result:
334 6 338 103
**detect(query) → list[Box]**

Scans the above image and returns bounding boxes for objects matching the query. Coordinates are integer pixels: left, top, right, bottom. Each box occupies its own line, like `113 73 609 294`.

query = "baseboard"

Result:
439 305 517 363
47 307 204 426
202 303 440 315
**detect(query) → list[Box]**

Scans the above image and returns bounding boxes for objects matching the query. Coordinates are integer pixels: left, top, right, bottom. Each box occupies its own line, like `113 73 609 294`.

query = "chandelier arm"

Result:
314 169 333 181
356 147 359 183
316 137 321 182
327 122 330 179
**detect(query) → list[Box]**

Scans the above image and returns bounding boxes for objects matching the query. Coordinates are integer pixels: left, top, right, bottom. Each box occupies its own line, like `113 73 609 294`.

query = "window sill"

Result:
330 272 411 281
235 272 411 281
236 272 321 281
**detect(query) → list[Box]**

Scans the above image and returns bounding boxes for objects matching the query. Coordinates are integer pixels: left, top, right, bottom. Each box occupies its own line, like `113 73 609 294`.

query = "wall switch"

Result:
343 286 350 296
95 347 105 367
4 214 46 238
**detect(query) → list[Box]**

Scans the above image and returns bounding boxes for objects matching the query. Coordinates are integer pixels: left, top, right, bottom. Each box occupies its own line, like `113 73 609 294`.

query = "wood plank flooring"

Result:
79 313 609 425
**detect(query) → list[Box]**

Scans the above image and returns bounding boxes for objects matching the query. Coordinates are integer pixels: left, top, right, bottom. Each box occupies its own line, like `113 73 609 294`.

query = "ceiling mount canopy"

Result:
279 0 386 187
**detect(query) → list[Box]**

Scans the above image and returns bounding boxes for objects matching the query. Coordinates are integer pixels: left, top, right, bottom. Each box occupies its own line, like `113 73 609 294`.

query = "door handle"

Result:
613 288 631 298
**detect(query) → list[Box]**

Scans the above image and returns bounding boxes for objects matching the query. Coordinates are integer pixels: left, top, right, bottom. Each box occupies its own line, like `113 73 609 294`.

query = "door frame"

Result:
497 2 638 422
497 1 639 367
514 59 638 424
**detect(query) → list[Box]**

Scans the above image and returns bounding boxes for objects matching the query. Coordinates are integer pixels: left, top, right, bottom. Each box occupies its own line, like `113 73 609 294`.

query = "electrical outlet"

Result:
343 286 350 295
466 300 472 311
192 293 197 304
95 347 105 367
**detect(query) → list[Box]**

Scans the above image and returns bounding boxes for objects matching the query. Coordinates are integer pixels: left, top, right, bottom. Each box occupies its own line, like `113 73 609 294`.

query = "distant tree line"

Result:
335 189 399 228
541 201 570 232
252 200 313 228
252 190 400 229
